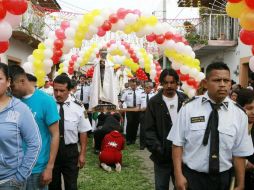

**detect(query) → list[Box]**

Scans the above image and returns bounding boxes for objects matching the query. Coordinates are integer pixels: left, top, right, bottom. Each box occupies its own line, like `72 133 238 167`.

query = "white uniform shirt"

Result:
163 94 178 127
168 92 254 173
121 88 141 108
57 96 92 145
138 91 155 109
75 85 91 104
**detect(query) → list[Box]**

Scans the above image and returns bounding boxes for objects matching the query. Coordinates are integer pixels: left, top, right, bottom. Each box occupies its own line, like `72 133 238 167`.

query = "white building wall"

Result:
0 38 33 65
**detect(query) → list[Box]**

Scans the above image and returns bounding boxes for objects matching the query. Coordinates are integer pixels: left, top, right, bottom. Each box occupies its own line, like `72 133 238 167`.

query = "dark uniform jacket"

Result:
145 90 188 165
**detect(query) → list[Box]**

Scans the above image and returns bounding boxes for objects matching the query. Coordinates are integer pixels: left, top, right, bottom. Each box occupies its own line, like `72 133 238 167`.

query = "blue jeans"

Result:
26 173 48 190
154 163 173 190
0 179 26 190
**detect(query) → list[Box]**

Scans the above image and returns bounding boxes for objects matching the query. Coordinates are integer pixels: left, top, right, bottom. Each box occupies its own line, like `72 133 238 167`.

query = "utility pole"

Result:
162 0 167 69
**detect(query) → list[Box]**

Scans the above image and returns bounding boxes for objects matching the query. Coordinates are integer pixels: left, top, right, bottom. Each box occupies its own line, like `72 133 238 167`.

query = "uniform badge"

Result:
191 116 205 123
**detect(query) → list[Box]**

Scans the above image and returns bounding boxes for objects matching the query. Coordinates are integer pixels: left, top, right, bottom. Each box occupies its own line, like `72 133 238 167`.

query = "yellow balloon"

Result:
147 16 158 26
59 63 64 68
124 25 133 34
33 60 43 69
226 1 248 19
90 9 101 16
38 43 46 50
240 9 254 31
33 49 44 60
74 40 82 48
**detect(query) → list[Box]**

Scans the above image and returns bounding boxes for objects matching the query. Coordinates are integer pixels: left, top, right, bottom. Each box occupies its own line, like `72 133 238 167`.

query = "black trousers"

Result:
183 165 232 190
139 112 146 148
126 111 140 144
49 143 79 190
154 162 174 190
84 103 92 124
245 170 254 190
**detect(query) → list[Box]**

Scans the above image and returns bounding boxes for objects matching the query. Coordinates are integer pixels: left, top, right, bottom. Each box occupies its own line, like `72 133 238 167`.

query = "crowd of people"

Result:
1 59 254 190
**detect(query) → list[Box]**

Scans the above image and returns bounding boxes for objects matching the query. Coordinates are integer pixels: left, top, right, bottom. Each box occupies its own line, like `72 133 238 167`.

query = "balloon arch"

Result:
23 8 205 97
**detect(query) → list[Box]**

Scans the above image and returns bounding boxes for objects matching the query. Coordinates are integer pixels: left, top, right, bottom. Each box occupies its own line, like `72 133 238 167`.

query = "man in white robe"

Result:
89 48 118 110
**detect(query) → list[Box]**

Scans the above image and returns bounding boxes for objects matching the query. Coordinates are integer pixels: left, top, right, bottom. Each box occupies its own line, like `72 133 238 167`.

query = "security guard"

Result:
138 81 155 150
168 62 254 190
49 75 92 190
121 78 141 145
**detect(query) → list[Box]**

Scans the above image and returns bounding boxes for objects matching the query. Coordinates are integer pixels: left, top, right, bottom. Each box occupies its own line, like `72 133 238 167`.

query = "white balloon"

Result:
196 72 205 82
88 25 98 34
114 20 125 31
124 13 138 25
63 67 68 73
190 51 196 59
27 55 34 63
0 21 12 41
153 23 164 35
136 30 145 38
44 59 53 68
44 39 54 48
70 20 79 29
180 65 189 75
64 39 74 49
100 9 112 19
44 49 53 59
48 31 56 39
22 62 34 74
249 56 254 72
76 57 82 64
93 16 104 27
189 68 199 78
3 12 22 29
187 89 196 98
65 27 75 39
164 40 175 50
175 42 185 53
74 63 79 70
85 32 93 40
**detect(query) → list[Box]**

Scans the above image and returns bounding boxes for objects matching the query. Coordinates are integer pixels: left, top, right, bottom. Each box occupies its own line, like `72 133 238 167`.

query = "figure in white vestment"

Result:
89 48 118 110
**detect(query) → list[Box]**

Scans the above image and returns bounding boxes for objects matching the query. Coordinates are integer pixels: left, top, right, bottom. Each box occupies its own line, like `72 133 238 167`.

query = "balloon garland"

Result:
24 8 205 97
0 0 28 53
226 0 254 72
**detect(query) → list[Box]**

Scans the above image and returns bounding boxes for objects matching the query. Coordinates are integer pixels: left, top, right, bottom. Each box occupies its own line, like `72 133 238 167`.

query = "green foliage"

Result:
185 33 208 47
78 140 153 190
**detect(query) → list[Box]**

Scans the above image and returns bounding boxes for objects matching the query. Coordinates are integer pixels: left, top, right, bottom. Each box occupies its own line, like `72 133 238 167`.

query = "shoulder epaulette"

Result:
183 96 198 106
74 99 83 107
234 102 247 114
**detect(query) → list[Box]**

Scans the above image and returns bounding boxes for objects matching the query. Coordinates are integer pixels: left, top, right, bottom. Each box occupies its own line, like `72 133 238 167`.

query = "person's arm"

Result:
41 122 59 186
78 132 88 168
172 145 188 190
16 105 42 182
233 157 245 190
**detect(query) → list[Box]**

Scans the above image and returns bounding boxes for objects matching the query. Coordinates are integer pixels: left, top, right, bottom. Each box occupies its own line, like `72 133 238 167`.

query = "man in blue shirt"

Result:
9 65 60 190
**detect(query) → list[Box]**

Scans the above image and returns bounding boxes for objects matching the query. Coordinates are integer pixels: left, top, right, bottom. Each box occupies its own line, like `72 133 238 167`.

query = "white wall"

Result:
0 37 33 65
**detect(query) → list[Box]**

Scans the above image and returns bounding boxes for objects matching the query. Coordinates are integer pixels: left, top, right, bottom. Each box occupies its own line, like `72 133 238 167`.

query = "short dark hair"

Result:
206 62 230 78
236 88 254 107
159 68 179 84
70 79 78 89
8 65 26 81
79 74 86 79
26 73 37 82
0 62 9 79
53 75 72 90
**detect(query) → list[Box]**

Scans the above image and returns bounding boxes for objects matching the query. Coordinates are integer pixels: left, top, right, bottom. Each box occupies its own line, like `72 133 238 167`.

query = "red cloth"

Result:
99 131 125 164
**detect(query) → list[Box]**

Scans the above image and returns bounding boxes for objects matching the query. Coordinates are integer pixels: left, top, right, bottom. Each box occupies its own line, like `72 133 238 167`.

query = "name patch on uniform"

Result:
191 116 205 123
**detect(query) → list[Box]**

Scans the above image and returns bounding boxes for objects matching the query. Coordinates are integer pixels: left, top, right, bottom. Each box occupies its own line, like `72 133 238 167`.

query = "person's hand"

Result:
175 173 188 190
40 168 53 186
246 161 254 171
78 154 86 169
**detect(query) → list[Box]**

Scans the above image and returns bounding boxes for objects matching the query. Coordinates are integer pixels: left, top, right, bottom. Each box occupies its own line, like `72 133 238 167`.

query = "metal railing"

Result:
197 14 239 41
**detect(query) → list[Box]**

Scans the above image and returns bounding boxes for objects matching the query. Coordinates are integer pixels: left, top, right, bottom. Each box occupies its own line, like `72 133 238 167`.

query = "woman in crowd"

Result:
0 62 41 189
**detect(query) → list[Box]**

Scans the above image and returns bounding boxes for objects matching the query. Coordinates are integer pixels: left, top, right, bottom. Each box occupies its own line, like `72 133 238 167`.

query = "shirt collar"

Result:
202 92 229 110
55 96 72 107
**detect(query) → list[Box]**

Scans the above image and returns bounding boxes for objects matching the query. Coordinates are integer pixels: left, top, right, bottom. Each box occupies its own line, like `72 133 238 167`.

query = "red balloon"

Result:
172 34 183 43
182 38 189 45
69 60 75 66
156 65 161 71
97 27 106 37
179 74 189 81
176 70 181 75
71 54 78 61
54 49 63 58
125 43 130 49
239 29 254 45
245 0 254 9
155 34 165 44
146 33 156 42
55 28 66 40
164 32 174 40
0 41 9 53
101 21 112 31
128 48 134 54
52 55 60 64
54 39 64 49
3 0 28 15
133 9 141 16
60 21 70 30
252 45 254 55
0 2 7 20
187 78 196 86
117 8 127 19
109 14 118 24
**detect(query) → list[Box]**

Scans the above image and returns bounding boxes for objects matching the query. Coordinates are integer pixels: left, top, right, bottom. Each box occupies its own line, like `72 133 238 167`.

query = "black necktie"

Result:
146 93 149 106
80 85 84 101
58 102 65 146
133 90 136 107
203 101 221 174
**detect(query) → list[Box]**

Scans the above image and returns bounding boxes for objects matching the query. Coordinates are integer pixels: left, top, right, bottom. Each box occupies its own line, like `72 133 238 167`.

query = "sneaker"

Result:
115 163 121 172
101 163 112 172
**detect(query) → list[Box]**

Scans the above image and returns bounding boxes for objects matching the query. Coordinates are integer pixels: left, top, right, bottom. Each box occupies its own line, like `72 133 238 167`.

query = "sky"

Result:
56 0 199 20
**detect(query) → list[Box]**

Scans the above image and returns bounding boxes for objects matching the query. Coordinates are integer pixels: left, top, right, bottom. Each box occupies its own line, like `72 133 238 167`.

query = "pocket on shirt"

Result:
218 126 235 150
64 117 78 131
187 123 207 145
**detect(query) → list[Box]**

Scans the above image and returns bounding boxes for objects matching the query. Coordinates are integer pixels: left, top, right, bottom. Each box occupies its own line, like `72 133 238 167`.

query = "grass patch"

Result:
78 139 153 190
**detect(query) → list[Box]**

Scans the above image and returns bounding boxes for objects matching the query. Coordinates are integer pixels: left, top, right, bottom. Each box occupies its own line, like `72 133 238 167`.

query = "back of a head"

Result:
26 73 37 82
159 68 179 84
54 75 72 90
237 88 254 107
8 64 26 81
206 62 230 79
